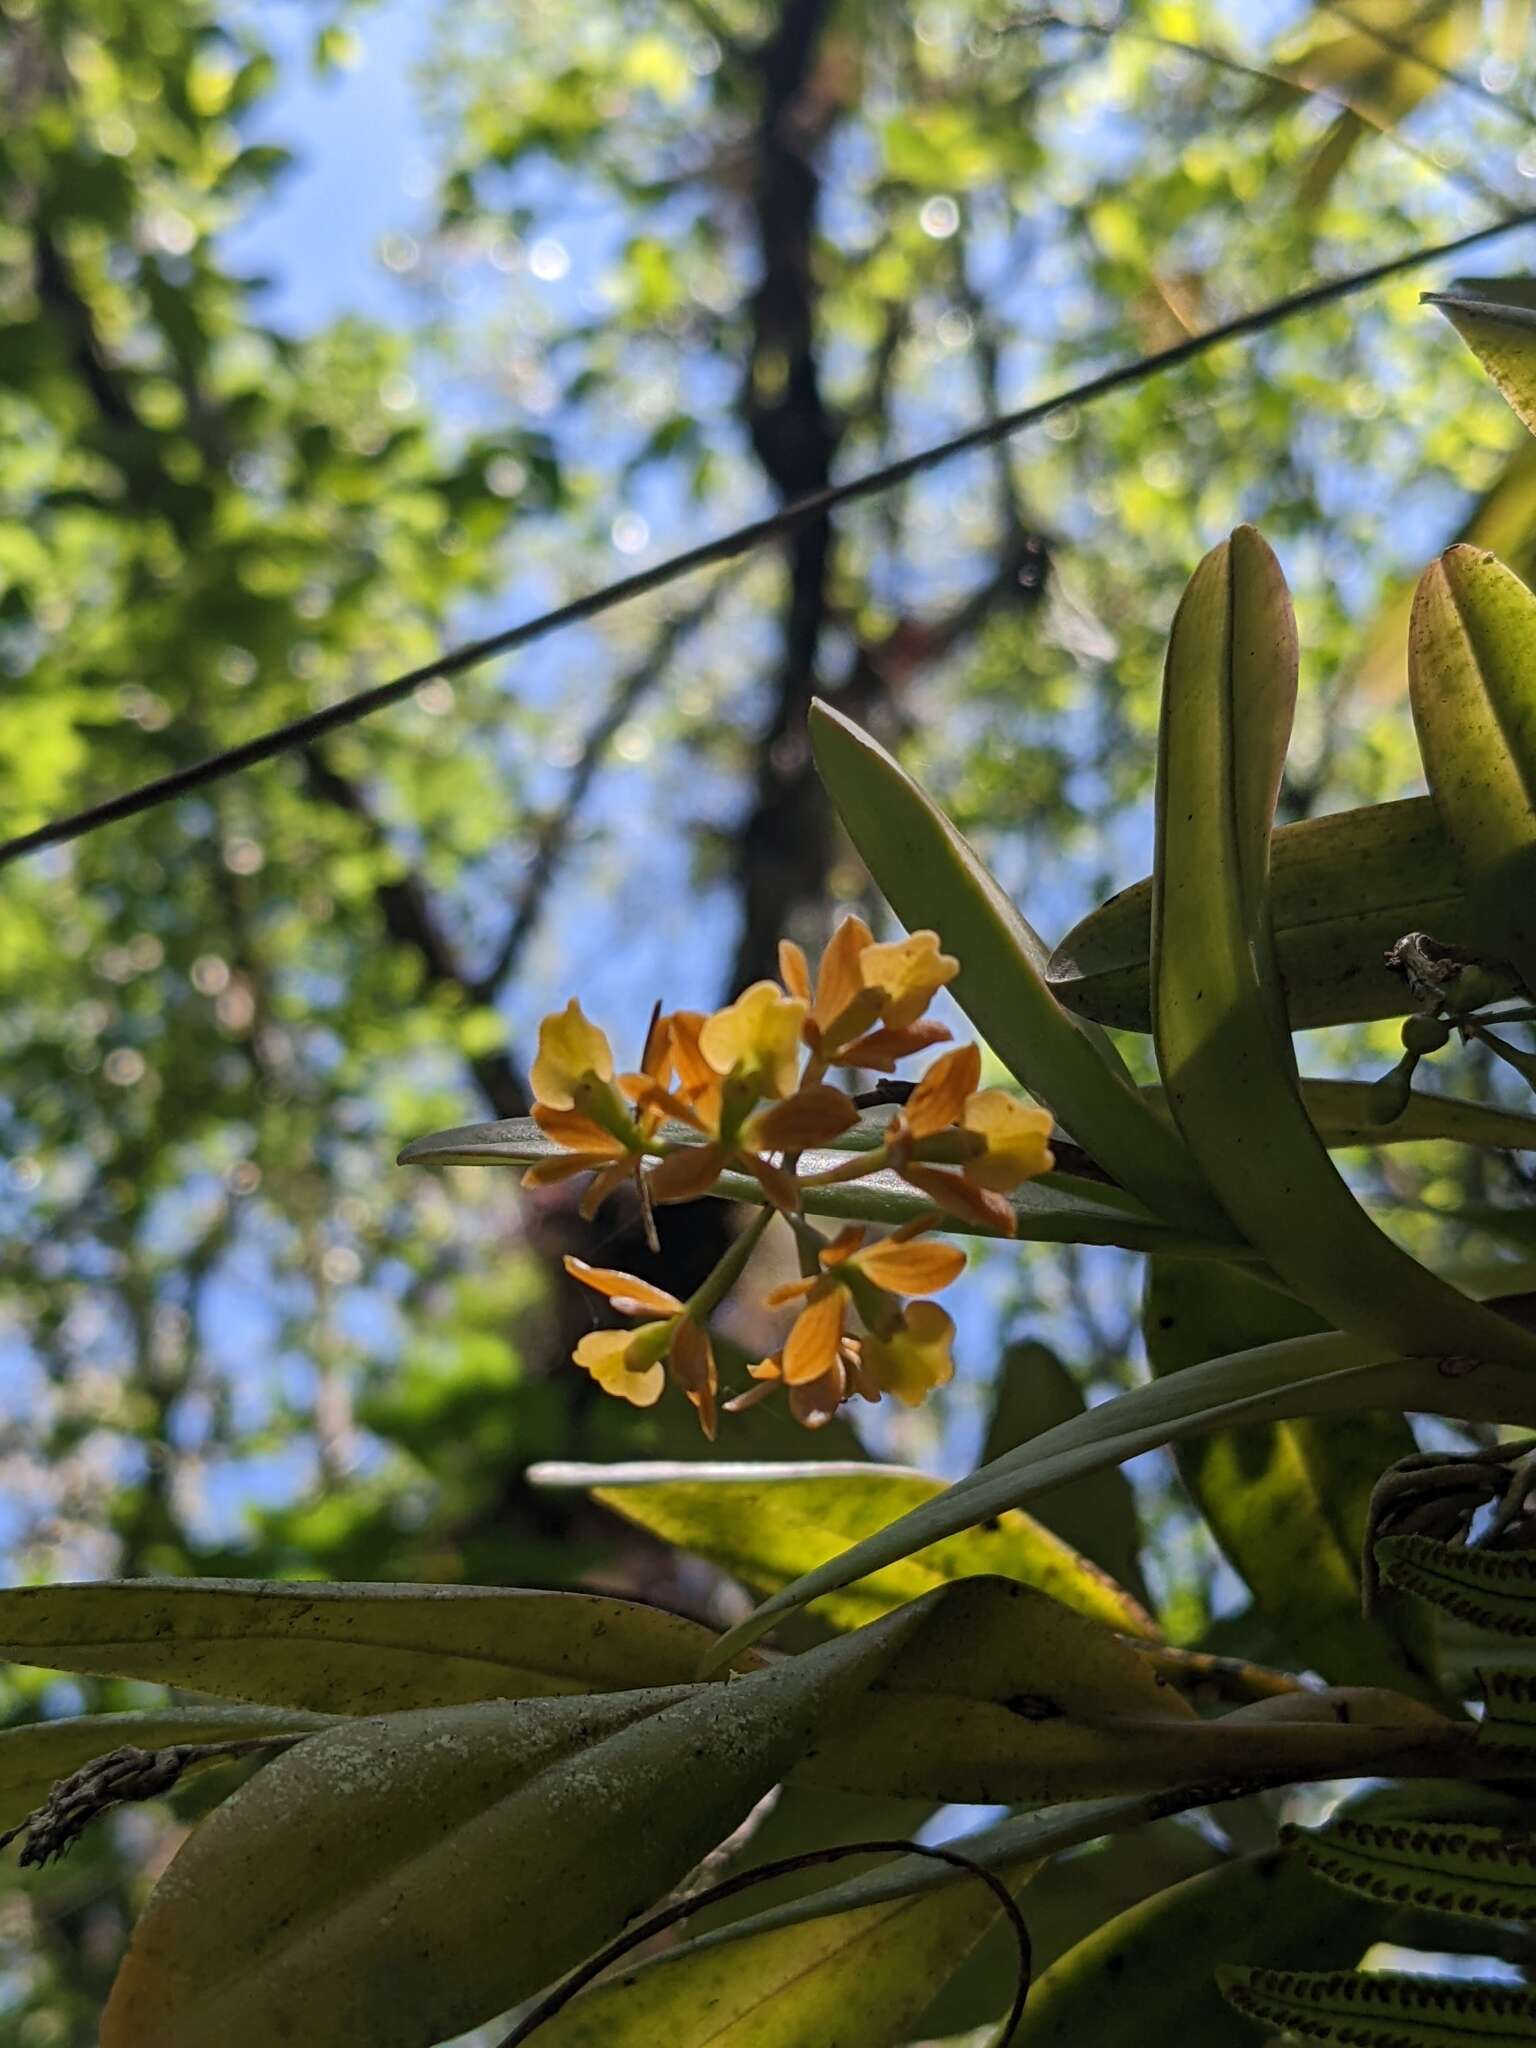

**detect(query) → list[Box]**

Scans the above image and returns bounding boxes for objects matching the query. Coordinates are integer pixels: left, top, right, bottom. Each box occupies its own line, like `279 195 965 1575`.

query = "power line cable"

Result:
3 204 1532 870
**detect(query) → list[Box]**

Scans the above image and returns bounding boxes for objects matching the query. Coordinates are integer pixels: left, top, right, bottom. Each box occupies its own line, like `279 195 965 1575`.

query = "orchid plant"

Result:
7 286 1536 2048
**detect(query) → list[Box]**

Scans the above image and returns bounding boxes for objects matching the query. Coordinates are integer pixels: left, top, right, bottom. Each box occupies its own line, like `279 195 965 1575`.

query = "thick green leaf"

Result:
673 1734 1465 1966
531 1460 1156 1637
699 1336 1399 1666
1288 1812 1536 1926
813 1698 1461 1807
1016 1850 1385 2045
519 1846 1033 2047
0 1705 336 1831
101 1601 941 2048
1353 437 1536 707
0 1578 717 1711
1410 545 1536 988
980 1340 1149 1606
824 1675 1469 1809
1219 1964 1536 2043
1000 1819 1221 1975
1429 280 1536 438
399 1118 1234 1256
688 1797 1196 1952
807 698 1235 1239
706 1295 1536 1666
1151 525 1536 1368
803 1575 1198 1805
1047 797 1516 1031
917 1818 1221 2038
681 1786 936 1939
1143 1261 1431 1694
1163 1076 1536 1153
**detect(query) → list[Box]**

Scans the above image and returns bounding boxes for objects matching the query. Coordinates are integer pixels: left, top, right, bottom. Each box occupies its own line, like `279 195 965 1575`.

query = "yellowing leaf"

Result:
522 1847 1034 2047
1429 278 1536 438
0 1578 718 1710
531 1460 1157 1638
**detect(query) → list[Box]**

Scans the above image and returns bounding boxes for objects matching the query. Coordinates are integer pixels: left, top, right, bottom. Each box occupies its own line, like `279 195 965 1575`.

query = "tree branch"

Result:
302 749 529 1117
7 202 1534 868
480 569 742 995
727 0 844 993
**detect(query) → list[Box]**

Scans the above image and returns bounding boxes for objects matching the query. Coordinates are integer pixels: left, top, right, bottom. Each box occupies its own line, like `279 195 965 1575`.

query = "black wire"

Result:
494 1835 1033 2045
4 204 1533 872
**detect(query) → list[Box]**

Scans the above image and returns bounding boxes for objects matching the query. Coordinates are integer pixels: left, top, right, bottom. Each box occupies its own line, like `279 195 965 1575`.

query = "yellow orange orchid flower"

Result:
780 916 958 1062
763 1219 966 1390
960 1089 1056 1191
571 1327 668 1407
728 1330 880 1430
861 1301 956 1405
858 931 959 1029
698 981 807 1100
563 1258 722 1435
525 917 997 1436
878 1050 1055 1236
526 1006 673 1219
639 1010 855 1212
530 999 615 1110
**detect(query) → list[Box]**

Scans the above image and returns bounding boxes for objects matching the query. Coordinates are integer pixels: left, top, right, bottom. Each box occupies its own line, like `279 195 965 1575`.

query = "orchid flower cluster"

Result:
526 916 1055 1435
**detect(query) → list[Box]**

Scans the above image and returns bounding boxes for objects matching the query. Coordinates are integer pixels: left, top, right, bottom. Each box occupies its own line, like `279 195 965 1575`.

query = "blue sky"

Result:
222 1 438 329
177 0 1536 1548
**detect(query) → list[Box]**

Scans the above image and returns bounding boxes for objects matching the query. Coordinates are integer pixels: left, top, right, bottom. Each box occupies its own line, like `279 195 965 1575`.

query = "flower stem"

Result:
685 1206 774 1323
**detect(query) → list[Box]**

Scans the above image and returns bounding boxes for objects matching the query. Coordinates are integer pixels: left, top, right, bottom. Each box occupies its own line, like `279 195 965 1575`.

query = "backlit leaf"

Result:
531 1460 1156 1637
979 1341 1148 1607
1151 526 1536 1367
519 1846 1033 2047
1429 279 1536 438
1143 1261 1429 1693
703 1323 1470 1667
1409 544 1536 988
1047 796 1510 1031
807 699 1234 1239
